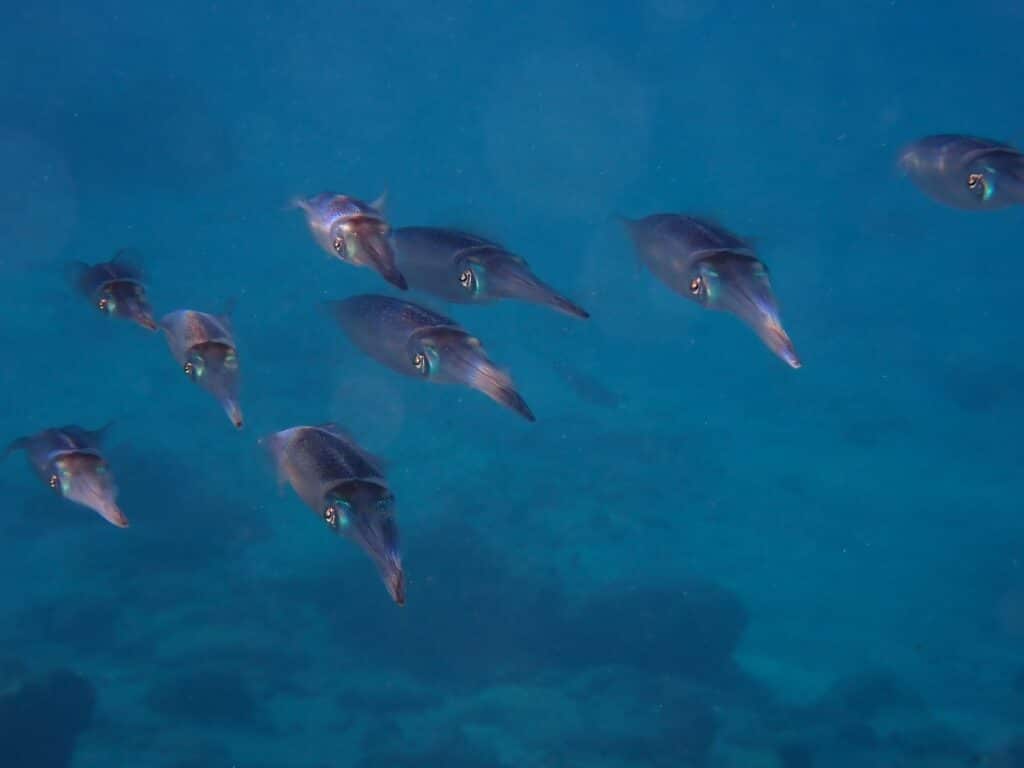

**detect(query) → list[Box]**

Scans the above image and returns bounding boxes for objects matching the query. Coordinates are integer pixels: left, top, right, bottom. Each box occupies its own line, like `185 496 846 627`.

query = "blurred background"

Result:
1 1 1023 765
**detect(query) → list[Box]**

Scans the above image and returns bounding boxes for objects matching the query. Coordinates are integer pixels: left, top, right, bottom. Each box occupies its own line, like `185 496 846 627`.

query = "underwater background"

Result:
2 1 1023 766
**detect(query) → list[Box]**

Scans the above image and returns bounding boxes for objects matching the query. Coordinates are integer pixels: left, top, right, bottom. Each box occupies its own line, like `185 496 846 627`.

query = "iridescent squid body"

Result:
327 294 536 421
623 214 801 368
68 249 157 330
293 192 407 289
160 309 244 428
392 226 589 318
5 424 128 527
262 424 405 605
900 134 1024 209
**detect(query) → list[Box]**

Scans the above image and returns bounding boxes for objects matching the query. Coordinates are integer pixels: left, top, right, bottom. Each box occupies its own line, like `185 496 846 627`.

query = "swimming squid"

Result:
261 423 404 605
900 134 1024 210
159 309 244 428
622 214 801 368
68 249 157 330
392 227 589 318
5 424 127 527
292 192 407 289
326 294 536 421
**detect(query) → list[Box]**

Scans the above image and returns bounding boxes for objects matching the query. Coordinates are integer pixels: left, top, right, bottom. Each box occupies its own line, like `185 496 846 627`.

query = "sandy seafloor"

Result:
1 1 1023 766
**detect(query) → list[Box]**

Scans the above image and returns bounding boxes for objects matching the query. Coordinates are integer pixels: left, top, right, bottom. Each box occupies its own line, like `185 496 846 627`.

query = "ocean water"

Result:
1 1 1023 766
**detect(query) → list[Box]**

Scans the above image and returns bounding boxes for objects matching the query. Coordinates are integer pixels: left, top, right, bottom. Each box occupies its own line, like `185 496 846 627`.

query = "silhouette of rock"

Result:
338 684 443 716
145 669 266 729
162 742 234 768
69 450 274 622
660 690 720 765
776 742 814 768
0 669 96 768
356 726 506 768
776 669 980 768
307 515 567 686
557 579 748 679
303 514 748 688
10 596 121 657
814 669 926 719
889 723 976 764
989 737 1024 768
164 644 310 700
943 363 1023 414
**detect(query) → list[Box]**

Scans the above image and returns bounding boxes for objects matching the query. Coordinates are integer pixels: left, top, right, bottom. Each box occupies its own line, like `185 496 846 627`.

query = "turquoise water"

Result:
1 1 1023 766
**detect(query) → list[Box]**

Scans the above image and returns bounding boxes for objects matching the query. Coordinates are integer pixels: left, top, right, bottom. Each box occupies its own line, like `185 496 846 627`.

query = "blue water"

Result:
1 1 1023 766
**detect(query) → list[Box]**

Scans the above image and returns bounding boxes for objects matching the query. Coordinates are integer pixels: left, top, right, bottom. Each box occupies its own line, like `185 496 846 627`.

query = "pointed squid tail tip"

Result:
385 563 406 605
224 402 245 430
551 294 591 319
393 575 407 606
469 359 536 421
513 278 589 319
500 386 536 422
761 322 802 370
363 238 407 290
101 505 130 528
383 269 409 291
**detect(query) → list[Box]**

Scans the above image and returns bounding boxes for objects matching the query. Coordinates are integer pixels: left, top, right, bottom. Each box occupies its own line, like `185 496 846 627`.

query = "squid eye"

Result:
332 234 346 255
459 269 474 289
183 361 194 377
412 352 428 374
324 502 351 528
967 172 989 199
97 297 109 312
689 276 703 295
48 474 60 492
224 351 239 370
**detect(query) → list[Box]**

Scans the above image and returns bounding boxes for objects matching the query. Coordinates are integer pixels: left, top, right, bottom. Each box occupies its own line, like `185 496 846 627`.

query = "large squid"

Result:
262 423 404 605
623 214 800 368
